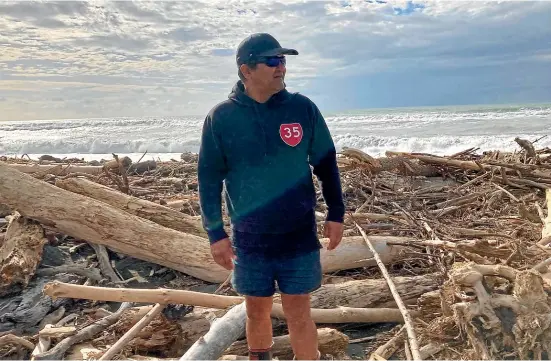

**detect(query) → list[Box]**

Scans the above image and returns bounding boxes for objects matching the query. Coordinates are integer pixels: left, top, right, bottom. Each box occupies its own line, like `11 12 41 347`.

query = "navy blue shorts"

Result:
231 247 322 297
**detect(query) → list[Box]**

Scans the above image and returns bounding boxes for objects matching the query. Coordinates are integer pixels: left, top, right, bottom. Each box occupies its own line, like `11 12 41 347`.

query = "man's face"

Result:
244 56 286 94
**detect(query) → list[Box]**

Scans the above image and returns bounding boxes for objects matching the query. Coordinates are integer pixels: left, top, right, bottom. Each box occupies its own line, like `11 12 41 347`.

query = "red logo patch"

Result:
279 123 303 147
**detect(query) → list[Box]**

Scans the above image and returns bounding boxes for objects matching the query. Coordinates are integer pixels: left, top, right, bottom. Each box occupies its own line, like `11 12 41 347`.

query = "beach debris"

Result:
0 139 550 360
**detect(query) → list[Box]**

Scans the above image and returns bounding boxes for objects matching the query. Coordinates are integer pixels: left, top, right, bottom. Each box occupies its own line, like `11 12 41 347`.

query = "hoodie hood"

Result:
227 80 295 157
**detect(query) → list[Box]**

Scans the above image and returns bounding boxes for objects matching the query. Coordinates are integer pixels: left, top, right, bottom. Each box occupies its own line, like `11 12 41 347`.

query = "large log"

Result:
0 161 227 283
55 177 206 237
180 303 247 360
0 212 48 297
0 162 413 283
306 273 441 309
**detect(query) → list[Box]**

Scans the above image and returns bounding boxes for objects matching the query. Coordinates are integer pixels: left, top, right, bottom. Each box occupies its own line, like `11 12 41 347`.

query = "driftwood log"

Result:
55 177 206 237
44 279 418 326
0 212 48 297
0 161 228 283
0 162 414 283
6 163 104 176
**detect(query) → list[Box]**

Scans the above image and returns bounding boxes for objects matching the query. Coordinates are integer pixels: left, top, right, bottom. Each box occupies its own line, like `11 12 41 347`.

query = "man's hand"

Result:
210 238 236 270
324 221 344 251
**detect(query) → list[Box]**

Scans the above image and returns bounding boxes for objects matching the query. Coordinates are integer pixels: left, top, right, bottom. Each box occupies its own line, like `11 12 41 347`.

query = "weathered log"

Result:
223 327 349 360
180 302 247 360
0 161 227 283
306 273 440 309
386 151 488 171
55 177 206 237
0 212 48 297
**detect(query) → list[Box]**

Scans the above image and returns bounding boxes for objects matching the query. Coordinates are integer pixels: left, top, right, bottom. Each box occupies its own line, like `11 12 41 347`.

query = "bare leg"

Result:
245 295 274 359
281 293 319 360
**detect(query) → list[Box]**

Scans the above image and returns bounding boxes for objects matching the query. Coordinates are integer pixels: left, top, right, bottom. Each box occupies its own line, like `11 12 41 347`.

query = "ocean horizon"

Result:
1 102 550 162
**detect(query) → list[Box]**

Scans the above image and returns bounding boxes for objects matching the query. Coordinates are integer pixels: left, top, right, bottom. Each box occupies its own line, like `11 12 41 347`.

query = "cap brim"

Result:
258 47 299 57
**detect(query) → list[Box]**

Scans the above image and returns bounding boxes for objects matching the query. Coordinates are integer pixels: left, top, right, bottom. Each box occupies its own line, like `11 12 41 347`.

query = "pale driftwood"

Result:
33 302 132 360
6 163 104 175
55 177 206 237
386 151 488 171
44 280 413 324
38 326 76 338
0 211 48 296
0 162 228 283
223 327 349 360
99 303 165 360
180 302 247 361
355 223 421 360
43 281 244 309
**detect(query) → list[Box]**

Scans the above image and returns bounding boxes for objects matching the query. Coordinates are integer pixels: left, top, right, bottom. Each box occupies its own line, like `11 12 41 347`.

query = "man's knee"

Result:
281 294 313 324
245 296 273 320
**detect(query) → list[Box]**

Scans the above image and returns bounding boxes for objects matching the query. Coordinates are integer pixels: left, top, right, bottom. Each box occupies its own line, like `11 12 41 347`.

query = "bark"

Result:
179 302 247 361
0 212 48 297
223 327 349 360
55 177 206 237
0 161 228 283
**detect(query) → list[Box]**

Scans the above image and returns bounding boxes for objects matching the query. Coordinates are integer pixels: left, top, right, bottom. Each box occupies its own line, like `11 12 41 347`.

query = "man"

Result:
198 33 345 360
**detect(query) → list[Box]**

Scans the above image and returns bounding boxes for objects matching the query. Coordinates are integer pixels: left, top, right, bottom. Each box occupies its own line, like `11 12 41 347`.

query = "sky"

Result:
0 0 551 121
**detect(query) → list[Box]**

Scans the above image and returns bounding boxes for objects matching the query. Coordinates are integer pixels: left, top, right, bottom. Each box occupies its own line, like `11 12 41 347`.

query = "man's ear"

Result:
240 64 252 80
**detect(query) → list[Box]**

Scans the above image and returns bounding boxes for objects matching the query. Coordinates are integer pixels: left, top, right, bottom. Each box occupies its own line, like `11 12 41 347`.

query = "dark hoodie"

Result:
198 81 345 253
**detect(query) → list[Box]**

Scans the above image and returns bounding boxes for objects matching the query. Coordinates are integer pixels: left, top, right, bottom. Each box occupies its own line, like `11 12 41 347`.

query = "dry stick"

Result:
98 303 166 361
354 221 422 360
0 333 35 350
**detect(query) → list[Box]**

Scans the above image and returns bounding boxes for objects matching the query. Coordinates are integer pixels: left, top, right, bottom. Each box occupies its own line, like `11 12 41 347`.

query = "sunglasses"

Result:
255 56 286 67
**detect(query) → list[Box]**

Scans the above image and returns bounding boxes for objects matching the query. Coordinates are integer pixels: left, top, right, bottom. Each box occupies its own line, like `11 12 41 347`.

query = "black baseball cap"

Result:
236 33 298 65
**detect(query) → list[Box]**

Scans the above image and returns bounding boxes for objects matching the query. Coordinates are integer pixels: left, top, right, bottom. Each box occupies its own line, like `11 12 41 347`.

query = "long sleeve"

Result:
197 114 229 243
308 102 345 223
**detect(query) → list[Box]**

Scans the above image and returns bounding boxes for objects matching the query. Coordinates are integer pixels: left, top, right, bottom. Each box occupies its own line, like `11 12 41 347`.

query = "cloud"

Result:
0 0 550 120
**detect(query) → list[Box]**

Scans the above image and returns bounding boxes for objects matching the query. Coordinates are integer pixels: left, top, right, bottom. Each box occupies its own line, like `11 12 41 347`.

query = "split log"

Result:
55 177 206 237
223 327 349 360
6 163 104 175
0 161 227 283
180 302 247 360
0 212 48 297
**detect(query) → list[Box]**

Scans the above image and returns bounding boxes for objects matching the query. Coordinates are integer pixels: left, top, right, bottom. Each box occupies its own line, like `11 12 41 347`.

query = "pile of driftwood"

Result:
1 136 551 360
